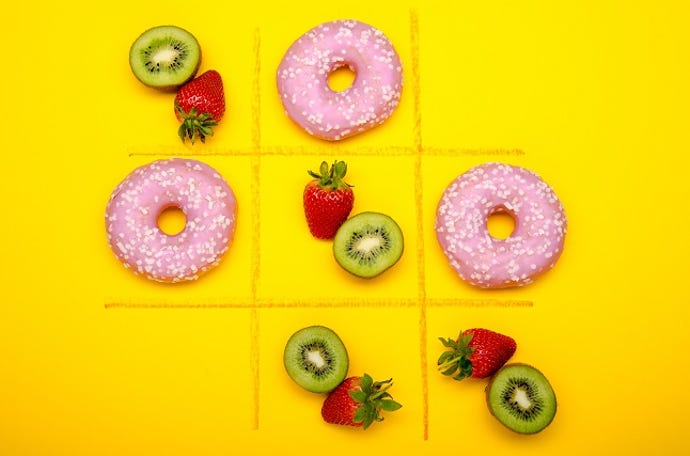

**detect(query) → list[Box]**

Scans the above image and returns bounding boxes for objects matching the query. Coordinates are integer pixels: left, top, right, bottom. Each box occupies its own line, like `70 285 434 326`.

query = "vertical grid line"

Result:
249 27 262 432
410 9 423 154
410 8 429 442
250 307 260 430
251 28 262 156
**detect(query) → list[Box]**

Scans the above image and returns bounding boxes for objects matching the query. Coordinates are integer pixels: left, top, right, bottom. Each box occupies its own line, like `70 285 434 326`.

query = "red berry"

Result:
437 328 517 380
321 374 402 429
174 70 225 144
303 160 354 239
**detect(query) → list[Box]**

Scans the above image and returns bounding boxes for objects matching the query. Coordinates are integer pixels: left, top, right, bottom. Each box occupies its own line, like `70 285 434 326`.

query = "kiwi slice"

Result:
333 212 404 278
129 25 201 90
283 325 349 393
486 363 557 434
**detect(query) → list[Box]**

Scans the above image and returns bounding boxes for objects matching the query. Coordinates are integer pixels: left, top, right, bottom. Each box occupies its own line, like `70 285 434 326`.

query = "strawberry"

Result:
321 374 402 430
437 328 516 380
174 70 225 144
303 160 354 239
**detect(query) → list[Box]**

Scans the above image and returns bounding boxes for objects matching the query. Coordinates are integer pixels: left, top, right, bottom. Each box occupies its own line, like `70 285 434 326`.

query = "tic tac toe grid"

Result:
104 10 535 440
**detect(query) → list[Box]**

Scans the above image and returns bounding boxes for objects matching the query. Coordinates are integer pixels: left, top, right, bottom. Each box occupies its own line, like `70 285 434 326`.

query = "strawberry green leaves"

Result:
438 333 475 380
321 373 402 430
348 374 402 430
176 107 218 144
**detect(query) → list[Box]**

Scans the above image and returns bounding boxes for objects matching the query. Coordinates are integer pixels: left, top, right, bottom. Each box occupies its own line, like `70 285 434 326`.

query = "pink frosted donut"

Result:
435 162 567 288
276 19 403 141
105 158 237 283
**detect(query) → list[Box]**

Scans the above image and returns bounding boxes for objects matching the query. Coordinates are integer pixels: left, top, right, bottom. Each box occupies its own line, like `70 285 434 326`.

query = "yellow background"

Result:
2 0 689 454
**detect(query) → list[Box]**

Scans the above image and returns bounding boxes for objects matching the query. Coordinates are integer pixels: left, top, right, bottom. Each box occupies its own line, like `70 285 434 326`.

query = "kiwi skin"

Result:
128 25 201 91
486 363 557 435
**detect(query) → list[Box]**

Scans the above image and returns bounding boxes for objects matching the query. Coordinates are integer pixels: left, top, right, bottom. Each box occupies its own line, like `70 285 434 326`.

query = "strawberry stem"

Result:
307 160 353 190
349 373 402 430
437 333 475 381
176 106 218 144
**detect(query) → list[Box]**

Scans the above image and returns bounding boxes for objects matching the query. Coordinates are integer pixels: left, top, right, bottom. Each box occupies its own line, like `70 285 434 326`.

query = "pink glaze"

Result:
276 19 403 141
435 162 566 288
105 158 237 283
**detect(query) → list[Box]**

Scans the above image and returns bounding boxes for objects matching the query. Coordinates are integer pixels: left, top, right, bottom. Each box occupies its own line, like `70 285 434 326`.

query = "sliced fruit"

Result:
333 212 404 278
283 325 349 393
129 25 201 90
486 363 557 434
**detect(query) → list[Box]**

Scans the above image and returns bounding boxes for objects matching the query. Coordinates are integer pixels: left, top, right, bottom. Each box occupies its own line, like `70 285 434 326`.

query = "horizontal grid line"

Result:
125 145 526 158
104 297 533 309
428 298 533 307
423 146 526 156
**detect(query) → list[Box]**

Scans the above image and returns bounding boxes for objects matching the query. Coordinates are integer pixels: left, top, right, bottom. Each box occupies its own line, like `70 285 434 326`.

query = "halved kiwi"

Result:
486 363 557 434
283 325 349 393
129 25 201 90
333 212 404 278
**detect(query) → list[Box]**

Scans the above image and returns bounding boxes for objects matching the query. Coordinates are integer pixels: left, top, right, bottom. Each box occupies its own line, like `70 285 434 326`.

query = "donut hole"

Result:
487 210 516 240
327 64 356 92
157 205 187 236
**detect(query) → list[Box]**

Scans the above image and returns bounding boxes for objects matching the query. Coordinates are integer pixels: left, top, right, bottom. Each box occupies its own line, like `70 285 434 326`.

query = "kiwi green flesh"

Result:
129 25 201 90
283 325 349 393
333 212 404 278
486 363 557 434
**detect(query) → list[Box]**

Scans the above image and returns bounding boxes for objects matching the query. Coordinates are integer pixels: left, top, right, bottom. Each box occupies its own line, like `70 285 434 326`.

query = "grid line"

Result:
409 8 430 441
107 10 532 439
127 145 524 157
249 27 262 431
104 297 533 310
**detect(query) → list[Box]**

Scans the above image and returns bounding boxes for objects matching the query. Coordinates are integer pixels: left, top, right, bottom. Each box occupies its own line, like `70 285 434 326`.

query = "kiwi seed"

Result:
333 212 404 278
283 325 349 393
486 363 557 434
128 25 201 90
